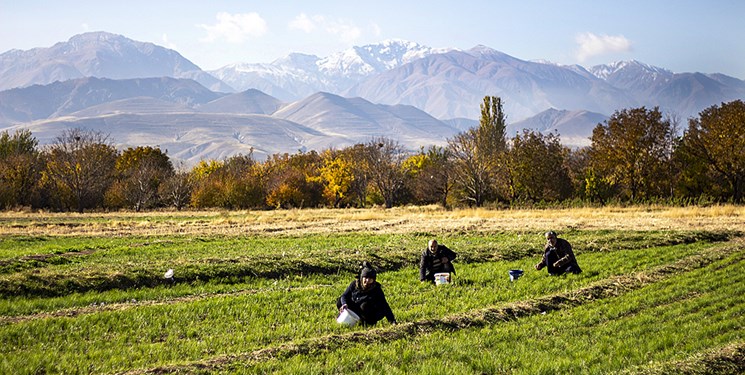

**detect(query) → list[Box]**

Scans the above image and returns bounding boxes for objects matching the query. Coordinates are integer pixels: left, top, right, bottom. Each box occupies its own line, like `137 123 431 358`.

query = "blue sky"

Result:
1 0 744 78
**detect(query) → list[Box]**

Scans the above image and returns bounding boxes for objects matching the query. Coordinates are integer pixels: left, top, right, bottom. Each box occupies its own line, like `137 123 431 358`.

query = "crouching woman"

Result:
336 265 397 326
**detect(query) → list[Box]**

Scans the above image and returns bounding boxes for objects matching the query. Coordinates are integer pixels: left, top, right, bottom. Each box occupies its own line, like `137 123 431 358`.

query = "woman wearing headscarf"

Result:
336 262 397 326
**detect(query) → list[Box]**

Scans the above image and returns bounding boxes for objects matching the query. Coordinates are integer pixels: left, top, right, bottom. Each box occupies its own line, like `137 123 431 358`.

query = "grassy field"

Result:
0 205 743 374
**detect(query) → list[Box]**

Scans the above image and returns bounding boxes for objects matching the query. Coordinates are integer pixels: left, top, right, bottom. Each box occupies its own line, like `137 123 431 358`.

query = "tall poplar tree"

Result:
478 96 509 200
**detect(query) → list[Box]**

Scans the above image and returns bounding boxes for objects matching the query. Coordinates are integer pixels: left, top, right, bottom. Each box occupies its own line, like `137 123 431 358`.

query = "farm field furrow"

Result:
0 230 730 299
1 236 742 374
122 242 745 374
0 207 743 374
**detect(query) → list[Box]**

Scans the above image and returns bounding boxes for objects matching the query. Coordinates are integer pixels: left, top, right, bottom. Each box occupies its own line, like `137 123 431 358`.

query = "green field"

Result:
0 210 743 374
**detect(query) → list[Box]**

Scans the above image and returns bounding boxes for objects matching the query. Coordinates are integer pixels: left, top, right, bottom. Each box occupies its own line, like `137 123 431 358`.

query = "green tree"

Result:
449 96 509 207
312 149 356 207
507 130 572 202
264 151 324 209
565 147 593 201
478 95 509 199
190 154 267 209
663 112 683 199
342 144 373 207
43 128 117 212
588 107 672 201
681 100 745 202
478 95 508 156
107 146 173 211
0 129 40 208
223 154 265 209
405 146 454 208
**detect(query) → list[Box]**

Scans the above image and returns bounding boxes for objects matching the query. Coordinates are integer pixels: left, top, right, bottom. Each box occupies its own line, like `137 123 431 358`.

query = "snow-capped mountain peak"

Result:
208 39 456 100
317 39 452 76
590 60 672 80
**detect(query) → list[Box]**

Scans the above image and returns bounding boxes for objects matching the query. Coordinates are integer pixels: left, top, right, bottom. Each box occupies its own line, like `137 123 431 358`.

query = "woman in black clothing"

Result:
336 264 396 326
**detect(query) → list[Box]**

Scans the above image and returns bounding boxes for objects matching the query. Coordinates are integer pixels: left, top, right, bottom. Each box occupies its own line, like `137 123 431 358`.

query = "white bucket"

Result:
434 272 451 286
336 308 360 327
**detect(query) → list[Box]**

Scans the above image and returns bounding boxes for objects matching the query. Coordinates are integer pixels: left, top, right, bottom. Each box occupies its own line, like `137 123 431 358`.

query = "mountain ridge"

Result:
0 31 233 93
0 76 459 165
1 31 744 167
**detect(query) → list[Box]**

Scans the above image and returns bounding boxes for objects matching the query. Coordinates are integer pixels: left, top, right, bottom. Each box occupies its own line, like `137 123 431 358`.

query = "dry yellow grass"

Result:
0 205 742 237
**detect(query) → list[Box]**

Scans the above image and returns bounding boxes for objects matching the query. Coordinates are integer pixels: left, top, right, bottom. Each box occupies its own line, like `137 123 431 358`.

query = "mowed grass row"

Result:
0 240 706 320
232 247 744 375
0 237 741 374
0 230 732 300
0 230 727 316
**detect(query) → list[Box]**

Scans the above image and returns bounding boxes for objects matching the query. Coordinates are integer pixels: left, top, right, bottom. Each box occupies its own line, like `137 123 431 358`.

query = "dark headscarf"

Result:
360 266 377 279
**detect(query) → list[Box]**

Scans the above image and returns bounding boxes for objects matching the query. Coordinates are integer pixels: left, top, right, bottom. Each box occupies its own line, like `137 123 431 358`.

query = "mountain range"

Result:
0 77 457 163
1 31 743 166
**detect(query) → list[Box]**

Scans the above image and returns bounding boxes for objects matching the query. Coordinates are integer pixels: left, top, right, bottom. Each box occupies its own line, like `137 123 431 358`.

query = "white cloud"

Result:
81 23 90 32
198 12 267 43
288 13 361 43
289 13 316 33
325 20 361 43
575 32 632 62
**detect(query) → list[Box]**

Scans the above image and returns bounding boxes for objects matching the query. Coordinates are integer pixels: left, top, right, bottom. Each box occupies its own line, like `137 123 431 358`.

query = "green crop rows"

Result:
0 228 742 374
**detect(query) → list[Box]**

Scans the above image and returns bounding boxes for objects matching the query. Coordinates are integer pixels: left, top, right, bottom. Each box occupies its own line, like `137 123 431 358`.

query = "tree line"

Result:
1 98 743 212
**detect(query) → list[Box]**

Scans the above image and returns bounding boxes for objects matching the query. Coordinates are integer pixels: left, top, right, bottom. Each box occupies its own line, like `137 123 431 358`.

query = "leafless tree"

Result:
363 137 408 208
448 129 492 207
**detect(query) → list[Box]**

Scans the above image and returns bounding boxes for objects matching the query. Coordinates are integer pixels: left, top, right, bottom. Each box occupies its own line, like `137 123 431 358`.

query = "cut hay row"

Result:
123 240 744 375
1 205 743 237
615 341 745 375
1 230 732 299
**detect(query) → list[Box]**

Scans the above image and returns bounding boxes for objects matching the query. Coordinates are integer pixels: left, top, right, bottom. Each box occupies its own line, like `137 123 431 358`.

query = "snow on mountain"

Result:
0 31 233 92
2 32 745 167
588 60 745 118
208 54 327 101
344 46 635 122
209 39 453 98
317 39 453 77
590 60 672 81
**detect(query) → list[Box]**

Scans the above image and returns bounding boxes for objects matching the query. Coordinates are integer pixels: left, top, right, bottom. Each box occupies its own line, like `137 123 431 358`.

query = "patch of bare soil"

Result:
122 240 744 375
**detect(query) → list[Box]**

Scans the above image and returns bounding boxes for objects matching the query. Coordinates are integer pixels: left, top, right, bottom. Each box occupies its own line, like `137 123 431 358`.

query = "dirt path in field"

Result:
1 206 743 237
120 239 745 375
